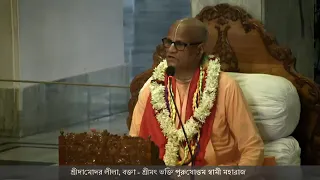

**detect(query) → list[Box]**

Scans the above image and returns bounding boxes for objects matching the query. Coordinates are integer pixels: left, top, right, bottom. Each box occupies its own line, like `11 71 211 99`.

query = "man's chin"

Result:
166 61 176 67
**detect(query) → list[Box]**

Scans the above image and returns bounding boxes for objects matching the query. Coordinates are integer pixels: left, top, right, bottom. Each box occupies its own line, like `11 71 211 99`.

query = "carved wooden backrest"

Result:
127 4 320 165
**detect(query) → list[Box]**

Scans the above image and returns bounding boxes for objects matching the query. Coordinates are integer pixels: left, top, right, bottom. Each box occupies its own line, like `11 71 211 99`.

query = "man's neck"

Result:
175 67 198 82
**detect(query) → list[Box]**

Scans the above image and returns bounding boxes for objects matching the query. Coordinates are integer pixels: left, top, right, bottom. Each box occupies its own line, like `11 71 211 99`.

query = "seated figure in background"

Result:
129 18 266 166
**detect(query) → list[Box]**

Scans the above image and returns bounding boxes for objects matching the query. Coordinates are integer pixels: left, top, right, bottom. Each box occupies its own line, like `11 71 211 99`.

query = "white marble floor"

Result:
0 112 129 165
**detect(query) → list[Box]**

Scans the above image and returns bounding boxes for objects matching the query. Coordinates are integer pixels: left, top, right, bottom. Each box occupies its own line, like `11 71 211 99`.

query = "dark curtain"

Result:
315 0 320 80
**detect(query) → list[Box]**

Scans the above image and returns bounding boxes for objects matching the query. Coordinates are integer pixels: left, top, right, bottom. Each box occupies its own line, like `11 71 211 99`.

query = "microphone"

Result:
165 66 176 77
165 66 195 167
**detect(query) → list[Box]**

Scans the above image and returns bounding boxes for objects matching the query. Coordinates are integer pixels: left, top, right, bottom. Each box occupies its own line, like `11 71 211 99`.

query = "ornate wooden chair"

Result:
127 4 320 165
59 130 163 165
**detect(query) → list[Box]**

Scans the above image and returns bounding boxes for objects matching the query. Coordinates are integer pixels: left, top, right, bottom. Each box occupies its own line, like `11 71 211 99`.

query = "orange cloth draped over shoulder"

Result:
130 69 276 166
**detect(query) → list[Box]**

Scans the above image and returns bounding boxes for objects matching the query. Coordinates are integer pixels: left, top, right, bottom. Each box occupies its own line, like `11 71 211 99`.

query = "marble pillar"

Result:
0 0 21 137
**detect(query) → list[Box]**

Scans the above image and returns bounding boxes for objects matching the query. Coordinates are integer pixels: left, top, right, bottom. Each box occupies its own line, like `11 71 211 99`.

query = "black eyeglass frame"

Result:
162 38 203 51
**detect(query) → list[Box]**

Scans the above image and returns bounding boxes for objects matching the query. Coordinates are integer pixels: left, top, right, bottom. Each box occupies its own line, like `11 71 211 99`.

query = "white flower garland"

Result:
149 55 221 166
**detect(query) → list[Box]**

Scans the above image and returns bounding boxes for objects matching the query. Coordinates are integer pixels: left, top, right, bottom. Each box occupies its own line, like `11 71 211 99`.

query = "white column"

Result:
0 0 20 88
0 0 20 137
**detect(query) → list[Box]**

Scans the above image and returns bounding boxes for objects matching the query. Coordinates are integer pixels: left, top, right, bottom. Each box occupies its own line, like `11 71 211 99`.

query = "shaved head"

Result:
171 18 208 43
164 18 208 81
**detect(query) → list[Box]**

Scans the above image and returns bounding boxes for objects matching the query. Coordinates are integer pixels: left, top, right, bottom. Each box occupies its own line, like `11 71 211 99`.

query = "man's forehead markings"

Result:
173 19 185 41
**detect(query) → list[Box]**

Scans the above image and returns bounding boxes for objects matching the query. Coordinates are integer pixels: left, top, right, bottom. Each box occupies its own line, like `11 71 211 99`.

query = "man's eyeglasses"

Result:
162 38 203 51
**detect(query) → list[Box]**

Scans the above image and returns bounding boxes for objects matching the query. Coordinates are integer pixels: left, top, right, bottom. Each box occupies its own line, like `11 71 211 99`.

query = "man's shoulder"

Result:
139 77 152 94
218 72 238 89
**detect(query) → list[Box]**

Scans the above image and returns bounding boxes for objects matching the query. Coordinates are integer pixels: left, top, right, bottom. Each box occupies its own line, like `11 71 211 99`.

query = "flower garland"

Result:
149 55 221 166
168 64 205 166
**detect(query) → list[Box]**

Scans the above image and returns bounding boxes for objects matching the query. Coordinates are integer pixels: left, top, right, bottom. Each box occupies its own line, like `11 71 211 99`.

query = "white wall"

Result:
18 0 124 86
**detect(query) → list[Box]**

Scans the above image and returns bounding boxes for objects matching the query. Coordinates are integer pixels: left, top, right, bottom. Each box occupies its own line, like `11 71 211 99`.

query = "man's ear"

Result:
198 44 205 55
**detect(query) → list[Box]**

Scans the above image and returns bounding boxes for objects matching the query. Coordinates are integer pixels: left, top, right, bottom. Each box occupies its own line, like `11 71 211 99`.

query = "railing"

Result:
0 78 130 89
0 78 131 139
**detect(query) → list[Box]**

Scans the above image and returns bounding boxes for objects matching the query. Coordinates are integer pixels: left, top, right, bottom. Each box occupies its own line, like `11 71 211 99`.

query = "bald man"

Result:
129 18 265 166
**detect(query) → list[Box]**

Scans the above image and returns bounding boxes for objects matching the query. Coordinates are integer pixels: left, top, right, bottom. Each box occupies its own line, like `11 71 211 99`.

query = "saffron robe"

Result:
130 72 273 166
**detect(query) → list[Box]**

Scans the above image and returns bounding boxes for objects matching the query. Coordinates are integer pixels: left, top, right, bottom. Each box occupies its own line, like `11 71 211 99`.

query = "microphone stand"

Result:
168 77 195 180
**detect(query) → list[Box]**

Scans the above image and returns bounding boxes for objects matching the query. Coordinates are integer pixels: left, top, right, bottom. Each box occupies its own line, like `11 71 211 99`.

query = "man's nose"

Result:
168 43 177 53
